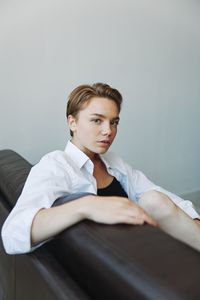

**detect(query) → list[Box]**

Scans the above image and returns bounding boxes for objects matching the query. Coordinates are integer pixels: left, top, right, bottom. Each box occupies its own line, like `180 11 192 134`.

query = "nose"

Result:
101 122 112 136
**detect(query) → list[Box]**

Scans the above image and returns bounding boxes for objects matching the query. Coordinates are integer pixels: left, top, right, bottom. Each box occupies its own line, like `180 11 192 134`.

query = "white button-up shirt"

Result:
2 141 199 254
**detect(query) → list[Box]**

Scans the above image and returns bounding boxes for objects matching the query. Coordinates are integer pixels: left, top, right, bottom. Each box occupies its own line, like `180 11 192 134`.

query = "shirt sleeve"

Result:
1 152 73 254
128 167 200 220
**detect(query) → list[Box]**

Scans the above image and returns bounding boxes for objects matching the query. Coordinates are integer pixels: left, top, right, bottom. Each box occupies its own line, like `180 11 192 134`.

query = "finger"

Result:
135 207 158 227
143 214 157 226
119 214 145 225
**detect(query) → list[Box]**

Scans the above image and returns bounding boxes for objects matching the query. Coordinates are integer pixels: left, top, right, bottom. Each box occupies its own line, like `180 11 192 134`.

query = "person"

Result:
1 83 200 254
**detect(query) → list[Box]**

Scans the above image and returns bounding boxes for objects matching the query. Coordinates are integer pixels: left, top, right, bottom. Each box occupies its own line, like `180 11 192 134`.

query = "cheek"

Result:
112 128 117 137
77 123 96 137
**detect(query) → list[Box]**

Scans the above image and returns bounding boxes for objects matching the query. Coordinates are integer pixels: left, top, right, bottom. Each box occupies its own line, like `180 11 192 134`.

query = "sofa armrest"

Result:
48 194 200 300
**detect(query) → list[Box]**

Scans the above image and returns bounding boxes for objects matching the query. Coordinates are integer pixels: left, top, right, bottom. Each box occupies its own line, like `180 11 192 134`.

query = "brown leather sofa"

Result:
0 149 200 300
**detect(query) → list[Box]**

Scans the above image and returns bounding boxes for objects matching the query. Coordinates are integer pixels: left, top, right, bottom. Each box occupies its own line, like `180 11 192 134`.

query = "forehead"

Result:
81 97 119 116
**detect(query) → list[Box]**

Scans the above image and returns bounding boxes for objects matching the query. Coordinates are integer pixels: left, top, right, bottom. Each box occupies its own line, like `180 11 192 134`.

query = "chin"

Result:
97 147 110 154
98 149 107 154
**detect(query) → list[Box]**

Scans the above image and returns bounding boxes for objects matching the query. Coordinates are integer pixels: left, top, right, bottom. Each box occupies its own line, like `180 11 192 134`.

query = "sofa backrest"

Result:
0 150 32 209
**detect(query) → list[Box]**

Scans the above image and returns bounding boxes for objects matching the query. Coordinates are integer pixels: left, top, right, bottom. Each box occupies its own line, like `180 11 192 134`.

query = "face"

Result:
68 97 120 159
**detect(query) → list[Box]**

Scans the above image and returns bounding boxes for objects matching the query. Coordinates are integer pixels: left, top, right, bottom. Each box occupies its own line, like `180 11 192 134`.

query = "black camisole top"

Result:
97 177 128 198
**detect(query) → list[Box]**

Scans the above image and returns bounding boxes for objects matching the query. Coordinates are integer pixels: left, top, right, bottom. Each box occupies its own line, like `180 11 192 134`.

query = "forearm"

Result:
31 194 156 247
31 195 93 246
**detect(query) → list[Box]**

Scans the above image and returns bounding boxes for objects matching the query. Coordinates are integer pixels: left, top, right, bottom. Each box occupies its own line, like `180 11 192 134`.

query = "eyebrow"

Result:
90 113 120 120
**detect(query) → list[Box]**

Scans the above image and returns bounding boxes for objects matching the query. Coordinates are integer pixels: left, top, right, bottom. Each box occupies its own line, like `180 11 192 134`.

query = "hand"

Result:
81 195 157 226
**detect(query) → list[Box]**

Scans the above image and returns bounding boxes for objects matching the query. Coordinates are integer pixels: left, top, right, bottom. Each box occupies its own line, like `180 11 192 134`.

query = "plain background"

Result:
0 0 200 198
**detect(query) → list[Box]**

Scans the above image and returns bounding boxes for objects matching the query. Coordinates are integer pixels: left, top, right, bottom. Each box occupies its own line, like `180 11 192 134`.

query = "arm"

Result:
31 197 87 246
1 153 74 254
128 167 200 220
31 194 157 246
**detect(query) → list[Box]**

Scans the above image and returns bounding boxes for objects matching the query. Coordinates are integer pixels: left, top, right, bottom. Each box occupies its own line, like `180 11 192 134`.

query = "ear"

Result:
67 115 77 134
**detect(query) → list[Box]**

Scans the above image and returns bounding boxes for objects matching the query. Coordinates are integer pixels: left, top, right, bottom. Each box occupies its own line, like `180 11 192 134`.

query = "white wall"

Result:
0 0 200 195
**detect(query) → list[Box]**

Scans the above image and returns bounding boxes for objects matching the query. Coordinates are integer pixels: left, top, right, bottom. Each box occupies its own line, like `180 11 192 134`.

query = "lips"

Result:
97 140 111 146
99 140 111 144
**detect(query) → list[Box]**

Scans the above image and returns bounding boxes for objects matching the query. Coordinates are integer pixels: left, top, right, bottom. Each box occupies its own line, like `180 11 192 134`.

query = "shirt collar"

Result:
64 140 92 170
100 153 127 176
64 140 127 176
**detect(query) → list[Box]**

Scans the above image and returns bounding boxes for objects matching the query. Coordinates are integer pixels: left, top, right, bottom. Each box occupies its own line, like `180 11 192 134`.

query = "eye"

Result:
110 119 119 127
91 118 102 124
